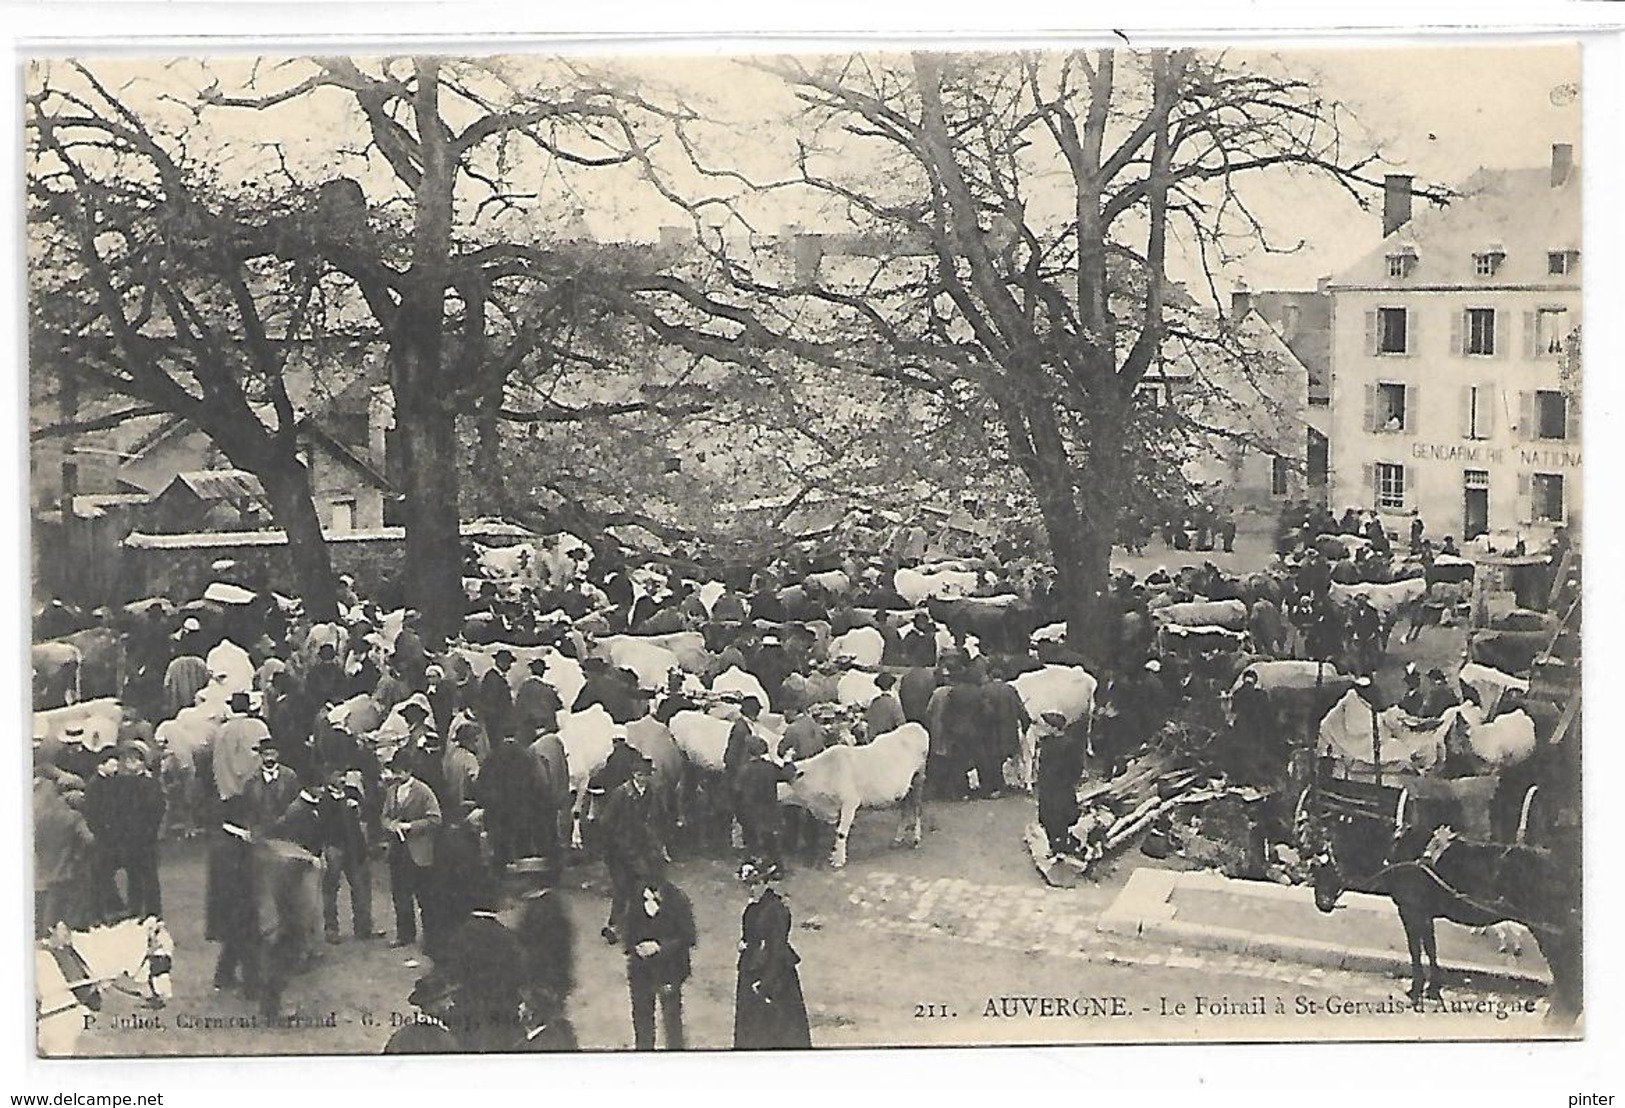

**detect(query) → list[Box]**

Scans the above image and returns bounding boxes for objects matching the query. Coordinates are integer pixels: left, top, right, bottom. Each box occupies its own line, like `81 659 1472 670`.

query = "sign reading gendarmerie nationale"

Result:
25 39 1583 1066
1410 443 1582 468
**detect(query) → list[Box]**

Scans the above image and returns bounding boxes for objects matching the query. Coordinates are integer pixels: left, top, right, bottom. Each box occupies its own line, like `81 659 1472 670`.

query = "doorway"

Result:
1463 469 1489 540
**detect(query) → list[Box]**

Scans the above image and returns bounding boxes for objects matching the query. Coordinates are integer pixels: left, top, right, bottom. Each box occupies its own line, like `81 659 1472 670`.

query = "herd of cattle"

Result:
31 525 1557 870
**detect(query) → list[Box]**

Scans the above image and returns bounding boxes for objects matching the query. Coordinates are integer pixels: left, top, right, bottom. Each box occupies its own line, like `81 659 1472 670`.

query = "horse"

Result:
1298 781 1580 1025
36 916 175 1057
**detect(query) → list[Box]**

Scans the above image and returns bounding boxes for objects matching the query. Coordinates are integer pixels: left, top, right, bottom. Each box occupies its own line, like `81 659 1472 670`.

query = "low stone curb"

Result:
1098 868 1551 987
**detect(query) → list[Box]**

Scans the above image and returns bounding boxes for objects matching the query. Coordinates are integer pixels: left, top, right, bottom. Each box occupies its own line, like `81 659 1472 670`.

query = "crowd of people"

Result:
34 499 1567 1051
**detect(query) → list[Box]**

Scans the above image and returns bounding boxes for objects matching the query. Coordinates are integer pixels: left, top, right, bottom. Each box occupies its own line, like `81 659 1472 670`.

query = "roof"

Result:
122 519 538 550
69 493 151 520
297 417 393 492
162 470 267 502
1328 165 1581 291
1245 289 1333 401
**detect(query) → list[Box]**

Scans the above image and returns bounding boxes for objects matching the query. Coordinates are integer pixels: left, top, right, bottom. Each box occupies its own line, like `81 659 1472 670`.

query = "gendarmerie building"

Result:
1325 141 1581 546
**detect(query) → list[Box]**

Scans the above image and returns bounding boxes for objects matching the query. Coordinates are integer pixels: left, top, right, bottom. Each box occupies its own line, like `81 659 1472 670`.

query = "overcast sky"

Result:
36 42 1581 297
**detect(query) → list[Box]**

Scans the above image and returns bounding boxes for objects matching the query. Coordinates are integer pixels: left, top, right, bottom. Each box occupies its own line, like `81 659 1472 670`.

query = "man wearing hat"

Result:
621 874 697 1051
381 752 443 950
514 658 563 737
596 754 665 945
652 668 700 725
573 655 642 724
82 743 166 922
898 612 939 669
242 737 303 834
215 692 271 815
863 671 906 743
1398 664 1427 716
476 651 517 742
1421 667 1461 719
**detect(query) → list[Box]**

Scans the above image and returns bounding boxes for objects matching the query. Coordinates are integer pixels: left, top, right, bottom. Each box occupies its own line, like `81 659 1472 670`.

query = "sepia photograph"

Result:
22 37 1588 1060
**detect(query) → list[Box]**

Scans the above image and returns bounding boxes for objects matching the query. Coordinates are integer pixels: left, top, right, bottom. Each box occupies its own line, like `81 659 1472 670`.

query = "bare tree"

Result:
631 49 1441 658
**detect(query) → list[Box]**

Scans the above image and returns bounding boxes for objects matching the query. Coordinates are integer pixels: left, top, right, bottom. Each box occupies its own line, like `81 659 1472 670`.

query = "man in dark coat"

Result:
1034 713 1087 856
571 656 638 722
733 885 811 1049
241 739 303 834
82 744 166 921
735 753 794 879
477 734 550 867
979 665 1029 798
622 877 697 1051
513 659 563 737
597 756 665 945
476 650 517 742
898 613 939 668
277 766 381 944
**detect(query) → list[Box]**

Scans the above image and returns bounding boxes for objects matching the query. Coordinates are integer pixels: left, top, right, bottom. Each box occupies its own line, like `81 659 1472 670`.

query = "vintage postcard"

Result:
25 39 1584 1058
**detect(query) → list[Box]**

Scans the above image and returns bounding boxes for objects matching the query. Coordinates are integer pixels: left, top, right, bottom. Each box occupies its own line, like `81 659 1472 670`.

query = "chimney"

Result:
1230 279 1251 320
1551 143 1574 187
1316 275 1332 294
60 458 79 524
1383 175 1414 237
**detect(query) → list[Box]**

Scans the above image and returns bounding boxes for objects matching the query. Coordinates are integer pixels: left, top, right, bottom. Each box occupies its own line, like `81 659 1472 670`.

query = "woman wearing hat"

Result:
733 884 811 1050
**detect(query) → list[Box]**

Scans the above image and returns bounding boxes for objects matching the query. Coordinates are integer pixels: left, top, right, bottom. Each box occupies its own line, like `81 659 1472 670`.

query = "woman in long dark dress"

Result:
733 886 811 1050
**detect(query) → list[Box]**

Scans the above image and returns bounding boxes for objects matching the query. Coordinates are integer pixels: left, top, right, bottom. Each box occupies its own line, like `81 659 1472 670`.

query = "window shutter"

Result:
1449 310 1464 357
1402 465 1413 513
1365 310 1378 356
1363 383 1377 433
1459 386 1473 439
1405 383 1419 435
1494 309 1509 359
1523 311 1537 359
1479 384 1496 437
1516 473 1533 524
1362 463 1375 505
1517 391 1534 441
1405 310 1418 356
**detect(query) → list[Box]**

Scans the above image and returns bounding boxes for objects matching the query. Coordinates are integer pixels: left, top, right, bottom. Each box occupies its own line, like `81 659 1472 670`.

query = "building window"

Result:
329 498 356 533
1466 385 1490 440
1473 252 1503 277
1378 307 1408 354
1386 252 1416 278
1531 473 1565 523
1376 462 1406 511
1548 250 1577 276
1466 308 1496 355
1536 308 1569 356
1135 382 1165 407
1376 382 1408 432
1535 390 1568 440
1271 455 1290 497
1464 468 1490 490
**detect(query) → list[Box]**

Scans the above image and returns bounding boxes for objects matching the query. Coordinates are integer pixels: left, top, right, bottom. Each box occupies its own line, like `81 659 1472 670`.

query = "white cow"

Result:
778 721 930 868
829 627 885 668
836 670 884 708
893 567 977 605
452 644 583 705
622 631 711 674
556 705 622 800
712 665 772 712
1010 665 1099 791
1328 578 1428 617
592 636 684 689
1030 622 1067 645
34 698 123 753
805 569 851 596
670 710 739 774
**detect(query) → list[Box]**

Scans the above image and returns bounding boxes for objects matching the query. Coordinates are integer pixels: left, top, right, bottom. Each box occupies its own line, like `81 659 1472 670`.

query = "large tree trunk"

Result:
257 452 339 623
391 57 464 648
395 394 465 647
